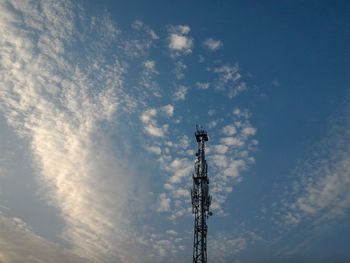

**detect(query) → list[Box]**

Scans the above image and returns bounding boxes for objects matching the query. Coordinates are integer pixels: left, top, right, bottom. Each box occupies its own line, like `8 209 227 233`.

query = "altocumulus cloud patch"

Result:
0 1 259 262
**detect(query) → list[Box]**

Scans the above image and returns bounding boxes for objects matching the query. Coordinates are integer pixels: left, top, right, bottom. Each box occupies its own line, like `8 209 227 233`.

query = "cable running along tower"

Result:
191 126 212 263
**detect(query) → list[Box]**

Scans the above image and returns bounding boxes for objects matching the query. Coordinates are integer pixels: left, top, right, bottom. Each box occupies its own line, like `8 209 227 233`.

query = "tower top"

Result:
195 125 208 142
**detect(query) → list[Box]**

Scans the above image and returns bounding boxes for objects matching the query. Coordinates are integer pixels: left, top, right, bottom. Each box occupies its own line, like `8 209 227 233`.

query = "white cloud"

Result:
161 104 174 117
206 110 258 213
0 1 261 261
157 193 171 212
123 27 158 57
209 64 248 98
124 19 159 58
132 20 159 40
145 123 168 137
284 212 301 225
166 229 177 236
228 82 247 98
208 120 218 128
208 109 215 116
222 125 237 136
146 146 162 155
177 135 190 149
208 231 261 263
210 235 247 260
241 127 256 137
213 145 229 154
212 155 228 168
0 2 157 262
140 108 168 137
196 82 210 90
174 61 187 80
172 188 189 198
139 60 161 99
144 60 157 73
148 107 258 220
213 64 241 84
291 156 350 221
223 159 246 178
203 38 223 51
277 101 350 230
220 137 244 147
164 183 174 190
272 79 280 87
233 108 241 115
141 108 157 123
168 25 193 56
186 149 195 155
173 85 188 101
0 215 90 263
169 34 192 51
177 25 191 34
166 158 193 185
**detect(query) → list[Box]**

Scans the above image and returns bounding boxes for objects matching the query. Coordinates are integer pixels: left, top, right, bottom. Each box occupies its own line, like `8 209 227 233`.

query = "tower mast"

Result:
191 126 212 263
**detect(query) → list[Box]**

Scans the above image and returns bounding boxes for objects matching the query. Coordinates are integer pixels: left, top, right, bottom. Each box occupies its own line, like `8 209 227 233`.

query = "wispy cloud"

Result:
196 82 210 90
208 63 247 99
174 61 187 80
157 193 171 212
123 19 159 58
267 99 350 257
143 106 258 221
207 108 258 214
0 214 90 263
173 85 188 101
140 108 169 137
272 79 280 87
203 38 223 51
208 230 262 263
146 145 162 155
161 104 175 117
144 60 158 73
280 101 350 226
0 1 155 261
0 1 260 261
132 20 159 40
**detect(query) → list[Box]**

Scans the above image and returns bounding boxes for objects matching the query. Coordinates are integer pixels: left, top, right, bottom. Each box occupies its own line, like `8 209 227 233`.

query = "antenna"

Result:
191 126 212 263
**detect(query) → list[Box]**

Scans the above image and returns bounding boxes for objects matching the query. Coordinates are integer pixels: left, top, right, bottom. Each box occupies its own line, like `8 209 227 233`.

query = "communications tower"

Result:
191 126 212 263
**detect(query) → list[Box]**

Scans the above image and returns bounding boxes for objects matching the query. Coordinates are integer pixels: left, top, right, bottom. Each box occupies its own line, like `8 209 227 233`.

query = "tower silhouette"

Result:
191 126 212 263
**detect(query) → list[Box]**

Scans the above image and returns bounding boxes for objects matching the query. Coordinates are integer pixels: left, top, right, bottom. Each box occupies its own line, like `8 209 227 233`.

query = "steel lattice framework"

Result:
191 126 212 263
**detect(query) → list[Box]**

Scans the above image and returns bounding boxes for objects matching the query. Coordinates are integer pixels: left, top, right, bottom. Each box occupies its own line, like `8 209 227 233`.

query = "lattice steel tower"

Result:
191 126 212 263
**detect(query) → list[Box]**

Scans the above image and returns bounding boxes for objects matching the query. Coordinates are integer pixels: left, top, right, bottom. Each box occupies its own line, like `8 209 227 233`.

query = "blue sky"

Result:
0 1 349 262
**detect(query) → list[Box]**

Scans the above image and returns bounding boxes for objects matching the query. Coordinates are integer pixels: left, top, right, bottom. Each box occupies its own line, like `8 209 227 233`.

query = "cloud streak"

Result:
0 1 153 262
203 38 223 51
279 101 350 227
265 97 350 258
0 214 90 263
